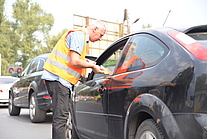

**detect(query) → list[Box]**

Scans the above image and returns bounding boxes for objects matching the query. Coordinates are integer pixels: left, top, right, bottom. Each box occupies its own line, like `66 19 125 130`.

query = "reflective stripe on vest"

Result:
51 49 70 62
46 56 81 78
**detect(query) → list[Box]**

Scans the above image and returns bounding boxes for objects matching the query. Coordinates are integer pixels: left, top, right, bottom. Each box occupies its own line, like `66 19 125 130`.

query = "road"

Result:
0 105 52 139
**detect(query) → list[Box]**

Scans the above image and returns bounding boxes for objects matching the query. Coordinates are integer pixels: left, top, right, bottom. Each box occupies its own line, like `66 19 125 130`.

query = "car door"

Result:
20 59 39 107
73 39 129 139
13 61 31 106
105 34 169 139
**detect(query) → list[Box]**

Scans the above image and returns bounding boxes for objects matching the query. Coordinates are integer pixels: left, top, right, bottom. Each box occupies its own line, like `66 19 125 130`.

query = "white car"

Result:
0 76 19 105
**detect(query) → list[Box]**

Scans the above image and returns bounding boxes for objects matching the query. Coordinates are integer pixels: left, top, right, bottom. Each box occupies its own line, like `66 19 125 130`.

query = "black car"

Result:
8 53 97 123
8 53 52 122
67 25 207 139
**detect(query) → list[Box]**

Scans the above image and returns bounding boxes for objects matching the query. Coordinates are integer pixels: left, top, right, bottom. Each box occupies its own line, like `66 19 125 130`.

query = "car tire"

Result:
29 93 46 123
135 119 164 139
8 93 21 116
65 111 79 139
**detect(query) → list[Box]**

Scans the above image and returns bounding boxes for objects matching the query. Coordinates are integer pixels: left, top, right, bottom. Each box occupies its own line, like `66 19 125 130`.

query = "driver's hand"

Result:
92 65 104 73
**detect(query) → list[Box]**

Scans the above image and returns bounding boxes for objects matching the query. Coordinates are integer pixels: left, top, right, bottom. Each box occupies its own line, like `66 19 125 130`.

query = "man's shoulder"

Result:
68 30 84 38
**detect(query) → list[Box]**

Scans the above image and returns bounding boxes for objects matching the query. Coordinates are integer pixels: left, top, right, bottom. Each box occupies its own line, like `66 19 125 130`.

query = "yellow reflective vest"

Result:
43 29 87 85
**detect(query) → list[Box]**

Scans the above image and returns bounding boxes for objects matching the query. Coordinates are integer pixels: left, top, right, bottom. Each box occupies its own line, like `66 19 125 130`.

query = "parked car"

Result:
8 53 97 123
8 53 52 123
66 24 207 139
0 76 19 105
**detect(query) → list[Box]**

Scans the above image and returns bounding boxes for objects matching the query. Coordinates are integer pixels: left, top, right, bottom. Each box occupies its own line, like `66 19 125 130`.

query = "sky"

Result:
4 0 207 35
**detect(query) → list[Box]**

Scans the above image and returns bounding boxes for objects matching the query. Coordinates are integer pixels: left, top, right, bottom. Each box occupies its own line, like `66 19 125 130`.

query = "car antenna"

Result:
163 10 171 26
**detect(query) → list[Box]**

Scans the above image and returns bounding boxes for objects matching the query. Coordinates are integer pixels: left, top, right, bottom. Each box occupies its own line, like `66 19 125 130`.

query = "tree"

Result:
11 0 54 67
0 0 18 75
36 28 68 55
0 0 4 24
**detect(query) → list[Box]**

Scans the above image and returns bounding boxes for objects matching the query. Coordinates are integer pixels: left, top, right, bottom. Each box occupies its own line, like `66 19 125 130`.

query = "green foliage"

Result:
0 0 5 23
104 60 117 67
0 0 66 75
0 0 18 75
34 28 69 56
11 0 54 67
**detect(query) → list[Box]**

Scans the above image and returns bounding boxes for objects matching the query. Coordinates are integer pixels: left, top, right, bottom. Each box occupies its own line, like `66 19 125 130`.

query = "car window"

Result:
37 59 45 71
102 49 122 72
115 34 168 74
21 62 31 76
27 59 39 74
91 39 128 79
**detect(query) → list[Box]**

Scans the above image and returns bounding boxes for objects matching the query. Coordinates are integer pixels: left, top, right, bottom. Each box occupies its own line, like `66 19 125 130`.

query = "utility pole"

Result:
0 54 1 76
123 9 130 34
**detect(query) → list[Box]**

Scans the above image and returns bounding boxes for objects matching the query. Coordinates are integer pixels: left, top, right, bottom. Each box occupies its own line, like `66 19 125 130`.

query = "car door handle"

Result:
99 87 107 94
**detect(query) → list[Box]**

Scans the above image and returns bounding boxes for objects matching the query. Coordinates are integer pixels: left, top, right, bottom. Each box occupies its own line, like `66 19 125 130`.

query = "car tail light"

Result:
0 90 3 93
168 30 207 61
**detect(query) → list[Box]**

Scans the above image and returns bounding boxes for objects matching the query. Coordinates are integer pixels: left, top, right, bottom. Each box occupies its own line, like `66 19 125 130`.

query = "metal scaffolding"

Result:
73 14 128 57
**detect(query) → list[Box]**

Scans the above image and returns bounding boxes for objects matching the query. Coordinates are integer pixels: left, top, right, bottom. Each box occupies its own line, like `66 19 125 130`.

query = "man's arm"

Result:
70 50 103 73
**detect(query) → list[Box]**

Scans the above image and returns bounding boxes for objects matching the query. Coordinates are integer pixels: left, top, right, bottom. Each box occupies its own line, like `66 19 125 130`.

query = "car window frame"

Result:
86 37 130 80
27 59 39 74
37 58 46 72
21 61 32 77
86 33 169 81
115 33 169 73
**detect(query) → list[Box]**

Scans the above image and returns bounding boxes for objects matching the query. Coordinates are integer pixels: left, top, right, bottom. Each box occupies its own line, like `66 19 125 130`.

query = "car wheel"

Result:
29 93 46 123
8 93 21 116
135 119 164 139
65 111 79 139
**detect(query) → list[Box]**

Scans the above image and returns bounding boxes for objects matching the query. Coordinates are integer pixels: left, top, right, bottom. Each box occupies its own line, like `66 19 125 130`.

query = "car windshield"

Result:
0 77 18 84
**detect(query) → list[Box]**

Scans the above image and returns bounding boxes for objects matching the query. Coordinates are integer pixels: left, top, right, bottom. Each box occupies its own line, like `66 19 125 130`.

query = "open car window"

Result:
102 48 122 73
87 38 129 80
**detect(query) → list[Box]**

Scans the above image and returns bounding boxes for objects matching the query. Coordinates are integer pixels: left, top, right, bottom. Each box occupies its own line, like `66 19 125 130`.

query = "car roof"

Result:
168 24 207 34
31 53 50 61
114 24 207 43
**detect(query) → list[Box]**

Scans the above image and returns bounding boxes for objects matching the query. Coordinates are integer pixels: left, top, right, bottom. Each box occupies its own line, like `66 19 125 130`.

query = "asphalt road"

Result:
0 105 52 139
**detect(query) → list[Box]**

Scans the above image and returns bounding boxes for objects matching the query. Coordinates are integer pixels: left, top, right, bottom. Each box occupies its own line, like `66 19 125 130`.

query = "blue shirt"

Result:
41 29 89 89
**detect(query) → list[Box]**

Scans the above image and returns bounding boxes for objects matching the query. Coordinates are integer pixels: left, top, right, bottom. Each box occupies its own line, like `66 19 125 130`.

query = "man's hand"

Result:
70 51 105 74
92 65 104 73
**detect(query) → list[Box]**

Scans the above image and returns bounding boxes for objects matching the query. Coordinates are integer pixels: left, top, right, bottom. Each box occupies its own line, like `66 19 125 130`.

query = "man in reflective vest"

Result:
42 20 106 139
